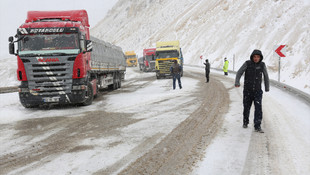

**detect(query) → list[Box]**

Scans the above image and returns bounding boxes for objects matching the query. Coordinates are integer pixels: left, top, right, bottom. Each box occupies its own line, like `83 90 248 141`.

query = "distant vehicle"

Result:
155 41 183 79
142 48 156 72
138 57 144 71
8 10 126 108
125 51 138 67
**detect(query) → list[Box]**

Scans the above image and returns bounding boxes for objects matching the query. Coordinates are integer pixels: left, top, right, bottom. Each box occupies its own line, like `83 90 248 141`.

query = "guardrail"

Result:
0 86 18 94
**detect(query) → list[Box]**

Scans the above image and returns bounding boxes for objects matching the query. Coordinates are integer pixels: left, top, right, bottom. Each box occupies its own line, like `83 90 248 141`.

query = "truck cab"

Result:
142 48 156 72
8 10 125 108
155 41 183 79
125 51 137 67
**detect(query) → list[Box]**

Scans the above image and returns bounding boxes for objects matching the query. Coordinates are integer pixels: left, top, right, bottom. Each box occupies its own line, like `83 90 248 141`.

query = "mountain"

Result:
91 0 310 94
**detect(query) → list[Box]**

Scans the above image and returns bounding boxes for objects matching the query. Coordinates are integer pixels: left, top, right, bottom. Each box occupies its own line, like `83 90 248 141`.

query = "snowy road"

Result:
192 67 310 175
0 66 309 175
0 67 230 175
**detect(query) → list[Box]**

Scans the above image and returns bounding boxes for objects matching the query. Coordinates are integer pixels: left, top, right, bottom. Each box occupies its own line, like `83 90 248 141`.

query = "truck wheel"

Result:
108 73 118 90
156 72 161 79
82 82 93 106
94 84 99 98
118 75 122 88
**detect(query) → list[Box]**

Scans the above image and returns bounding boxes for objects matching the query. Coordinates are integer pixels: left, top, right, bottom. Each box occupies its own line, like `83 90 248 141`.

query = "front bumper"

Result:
19 89 87 106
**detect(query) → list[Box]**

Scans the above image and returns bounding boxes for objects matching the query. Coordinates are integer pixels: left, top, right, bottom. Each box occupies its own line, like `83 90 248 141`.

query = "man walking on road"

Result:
204 59 210 83
235 49 270 133
223 57 229 75
170 60 182 90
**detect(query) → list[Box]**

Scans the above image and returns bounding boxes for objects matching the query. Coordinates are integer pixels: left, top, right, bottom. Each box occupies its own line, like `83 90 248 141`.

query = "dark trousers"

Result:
172 74 182 89
243 90 263 128
205 72 210 82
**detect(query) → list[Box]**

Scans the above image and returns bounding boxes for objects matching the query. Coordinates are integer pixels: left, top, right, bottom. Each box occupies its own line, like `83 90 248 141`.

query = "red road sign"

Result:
275 45 286 57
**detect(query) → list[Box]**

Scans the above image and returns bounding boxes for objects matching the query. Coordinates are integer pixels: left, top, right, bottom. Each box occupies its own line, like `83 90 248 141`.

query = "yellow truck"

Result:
155 41 183 79
125 51 138 67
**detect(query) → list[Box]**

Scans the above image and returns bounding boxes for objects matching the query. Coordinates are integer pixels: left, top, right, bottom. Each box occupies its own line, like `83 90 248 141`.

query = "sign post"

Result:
274 45 286 82
233 54 235 71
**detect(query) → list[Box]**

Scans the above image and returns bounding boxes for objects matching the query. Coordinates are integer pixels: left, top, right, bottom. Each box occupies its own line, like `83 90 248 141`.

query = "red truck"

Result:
8 10 126 108
140 48 156 72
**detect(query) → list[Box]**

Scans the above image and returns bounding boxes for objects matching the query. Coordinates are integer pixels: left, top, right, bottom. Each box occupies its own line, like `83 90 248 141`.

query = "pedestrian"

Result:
223 57 229 75
235 49 270 133
170 60 182 90
204 59 210 83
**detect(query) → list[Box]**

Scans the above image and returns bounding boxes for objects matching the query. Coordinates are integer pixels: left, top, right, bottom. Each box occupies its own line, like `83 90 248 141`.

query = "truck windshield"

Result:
18 33 80 56
145 55 155 61
126 55 136 59
156 50 179 59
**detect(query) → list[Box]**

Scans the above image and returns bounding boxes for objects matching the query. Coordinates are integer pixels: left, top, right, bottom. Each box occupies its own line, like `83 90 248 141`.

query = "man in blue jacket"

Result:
235 49 270 133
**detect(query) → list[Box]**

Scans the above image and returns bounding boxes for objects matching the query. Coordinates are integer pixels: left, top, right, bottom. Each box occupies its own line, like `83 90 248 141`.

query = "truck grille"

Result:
158 60 173 74
25 60 74 96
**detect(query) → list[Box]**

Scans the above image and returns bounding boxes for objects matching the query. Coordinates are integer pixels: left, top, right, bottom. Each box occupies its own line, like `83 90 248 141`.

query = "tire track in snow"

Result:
117 72 230 175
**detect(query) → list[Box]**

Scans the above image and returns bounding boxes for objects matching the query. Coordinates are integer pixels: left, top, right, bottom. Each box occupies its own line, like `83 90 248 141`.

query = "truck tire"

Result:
156 72 161 79
118 73 122 88
82 82 93 106
94 84 99 98
108 73 118 90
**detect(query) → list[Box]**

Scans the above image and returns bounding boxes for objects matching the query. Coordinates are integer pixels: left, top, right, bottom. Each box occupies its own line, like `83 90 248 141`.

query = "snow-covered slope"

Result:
91 0 310 94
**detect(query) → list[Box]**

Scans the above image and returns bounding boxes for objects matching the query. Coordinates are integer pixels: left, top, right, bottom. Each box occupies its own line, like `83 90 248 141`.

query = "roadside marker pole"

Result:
233 54 235 71
275 45 286 82
278 56 281 82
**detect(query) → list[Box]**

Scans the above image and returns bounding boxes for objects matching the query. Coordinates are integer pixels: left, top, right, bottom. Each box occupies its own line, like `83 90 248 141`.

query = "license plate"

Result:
43 97 60 103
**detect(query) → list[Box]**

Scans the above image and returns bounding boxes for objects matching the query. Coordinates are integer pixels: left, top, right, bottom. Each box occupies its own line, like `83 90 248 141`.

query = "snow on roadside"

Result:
0 57 18 87
191 68 310 174
263 88 310 174
191 72 251 174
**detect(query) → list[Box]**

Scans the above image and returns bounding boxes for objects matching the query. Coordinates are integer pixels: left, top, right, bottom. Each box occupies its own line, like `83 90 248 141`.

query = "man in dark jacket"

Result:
204 59 210 83
170 60 182 90
235 49 269 133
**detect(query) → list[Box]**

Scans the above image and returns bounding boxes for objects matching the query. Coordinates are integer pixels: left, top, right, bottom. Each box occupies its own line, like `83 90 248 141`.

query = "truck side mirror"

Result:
9 43 15 55
8 36 15 55
86 40 93 52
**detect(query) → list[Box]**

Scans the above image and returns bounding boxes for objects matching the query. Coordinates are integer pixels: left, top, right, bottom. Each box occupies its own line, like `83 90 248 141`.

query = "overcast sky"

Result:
0 0 118 58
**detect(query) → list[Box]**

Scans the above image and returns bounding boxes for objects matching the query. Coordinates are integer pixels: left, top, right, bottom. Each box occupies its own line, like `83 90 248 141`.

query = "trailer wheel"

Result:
108 73 118 90
82 82 93 106
118 74 122 88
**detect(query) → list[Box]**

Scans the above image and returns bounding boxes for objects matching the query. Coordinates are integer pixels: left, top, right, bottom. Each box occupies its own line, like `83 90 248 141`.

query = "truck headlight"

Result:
72 85 86 90
18 88 29 93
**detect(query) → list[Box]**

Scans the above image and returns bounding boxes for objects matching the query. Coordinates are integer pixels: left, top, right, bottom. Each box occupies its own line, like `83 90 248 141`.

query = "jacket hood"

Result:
250 49 263 62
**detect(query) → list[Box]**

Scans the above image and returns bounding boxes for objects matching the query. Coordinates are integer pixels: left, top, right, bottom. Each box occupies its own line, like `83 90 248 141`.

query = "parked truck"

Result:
125 51 137 67
141 48 156 72
8 10 126 108
155 41 183 79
